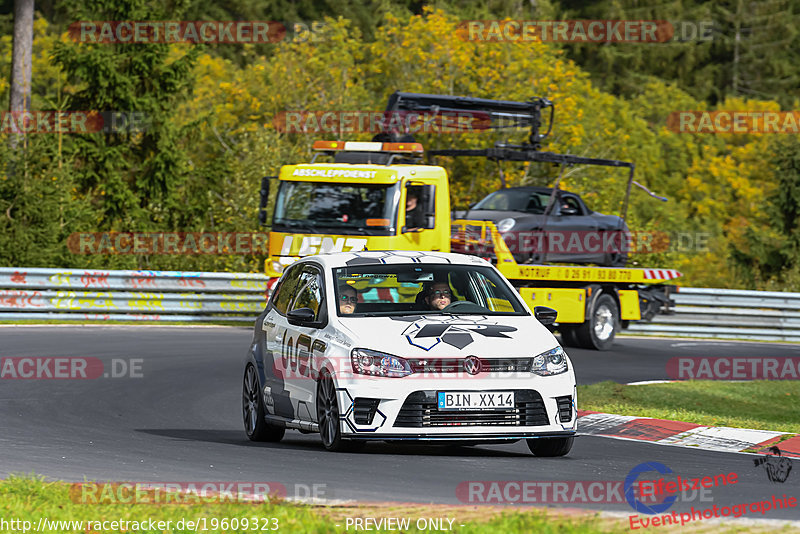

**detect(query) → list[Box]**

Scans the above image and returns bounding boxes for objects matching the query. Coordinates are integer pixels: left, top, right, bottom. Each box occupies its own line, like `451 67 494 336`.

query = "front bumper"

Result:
334 374 577 438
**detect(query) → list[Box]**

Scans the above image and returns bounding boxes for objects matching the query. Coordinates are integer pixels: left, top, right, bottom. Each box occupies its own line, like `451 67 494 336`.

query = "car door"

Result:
280 263 326 421
263 263 304 419
545 192 599 263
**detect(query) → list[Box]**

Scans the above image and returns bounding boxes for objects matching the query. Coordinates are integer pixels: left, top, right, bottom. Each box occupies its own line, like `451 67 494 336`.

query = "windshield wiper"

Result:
275 220 319 233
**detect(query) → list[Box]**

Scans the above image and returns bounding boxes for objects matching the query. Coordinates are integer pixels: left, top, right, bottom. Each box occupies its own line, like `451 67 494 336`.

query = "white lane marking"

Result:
577 413 639 434
626 380 676 385
657 426 788 453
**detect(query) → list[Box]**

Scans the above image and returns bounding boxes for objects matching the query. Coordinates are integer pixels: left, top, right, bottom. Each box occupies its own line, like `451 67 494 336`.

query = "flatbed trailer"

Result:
451 218 680 349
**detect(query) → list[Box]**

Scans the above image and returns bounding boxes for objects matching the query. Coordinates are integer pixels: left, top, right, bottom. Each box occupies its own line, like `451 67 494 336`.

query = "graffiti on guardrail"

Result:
0 290 45 308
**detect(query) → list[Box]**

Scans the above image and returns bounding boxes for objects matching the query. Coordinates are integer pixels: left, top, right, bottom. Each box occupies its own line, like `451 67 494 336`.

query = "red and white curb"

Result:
577 410 800 458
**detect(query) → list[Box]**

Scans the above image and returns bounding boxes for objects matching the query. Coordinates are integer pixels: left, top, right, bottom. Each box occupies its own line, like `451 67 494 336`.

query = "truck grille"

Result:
394 390 548 428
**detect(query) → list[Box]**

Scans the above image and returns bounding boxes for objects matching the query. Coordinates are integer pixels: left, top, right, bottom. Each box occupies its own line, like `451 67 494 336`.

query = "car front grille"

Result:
394 390 549 428
408 358 532 374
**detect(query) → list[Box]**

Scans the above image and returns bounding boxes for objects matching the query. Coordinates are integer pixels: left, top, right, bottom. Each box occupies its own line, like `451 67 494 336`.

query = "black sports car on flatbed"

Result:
458 187 629 267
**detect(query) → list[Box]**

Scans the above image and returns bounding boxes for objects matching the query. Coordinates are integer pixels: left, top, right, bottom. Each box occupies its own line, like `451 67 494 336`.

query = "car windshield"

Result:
473 189 550 214
333 264 529 317
273 181 398 235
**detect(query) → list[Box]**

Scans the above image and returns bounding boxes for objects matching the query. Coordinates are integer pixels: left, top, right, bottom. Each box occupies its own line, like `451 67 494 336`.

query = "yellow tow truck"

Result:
259 93 681 350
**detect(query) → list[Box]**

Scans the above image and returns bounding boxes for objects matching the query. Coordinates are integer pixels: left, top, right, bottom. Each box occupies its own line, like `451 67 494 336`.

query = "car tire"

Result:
243 364 285 442
316 370 364 452
575 294 619 351
559 326 580 347
527 436 574 457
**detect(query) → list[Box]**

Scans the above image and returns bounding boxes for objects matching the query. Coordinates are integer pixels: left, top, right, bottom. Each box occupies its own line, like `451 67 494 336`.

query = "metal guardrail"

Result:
0 267 269 322
2 268 800 342
626 287 800 342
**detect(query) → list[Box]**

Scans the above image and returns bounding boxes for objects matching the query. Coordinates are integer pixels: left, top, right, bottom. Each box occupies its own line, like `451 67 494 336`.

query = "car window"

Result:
272 264 304 315
289 266 323 320
465 271 518 312
333 264 528 316
561 196 583 215
474 189 549 214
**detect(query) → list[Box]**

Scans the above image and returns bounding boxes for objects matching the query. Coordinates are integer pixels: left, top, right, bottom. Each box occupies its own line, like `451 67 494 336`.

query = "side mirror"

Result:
468 202 477 209
258 176 275 226
287 307 316 326
560 206 579 216
534 306 558 326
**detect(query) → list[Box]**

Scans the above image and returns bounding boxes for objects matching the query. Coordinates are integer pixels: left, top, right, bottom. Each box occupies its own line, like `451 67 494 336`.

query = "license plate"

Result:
437 391 514 410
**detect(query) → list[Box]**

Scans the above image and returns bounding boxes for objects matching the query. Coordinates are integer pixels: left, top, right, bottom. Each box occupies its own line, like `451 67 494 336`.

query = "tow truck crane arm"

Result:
382 91 639 221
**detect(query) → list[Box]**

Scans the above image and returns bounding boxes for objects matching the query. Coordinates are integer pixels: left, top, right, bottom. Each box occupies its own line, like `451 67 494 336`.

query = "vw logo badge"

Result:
464 356 481 375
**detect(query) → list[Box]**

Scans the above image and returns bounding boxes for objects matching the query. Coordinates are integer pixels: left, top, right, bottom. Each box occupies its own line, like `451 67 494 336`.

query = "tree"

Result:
8 0 33 144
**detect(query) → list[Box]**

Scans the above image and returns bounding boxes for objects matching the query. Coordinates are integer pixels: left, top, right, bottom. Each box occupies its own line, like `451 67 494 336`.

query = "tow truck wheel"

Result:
575 294 619 351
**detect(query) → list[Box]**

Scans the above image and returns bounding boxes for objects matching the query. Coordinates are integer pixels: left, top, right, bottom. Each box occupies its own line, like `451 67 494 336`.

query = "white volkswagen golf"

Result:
242 251 577 456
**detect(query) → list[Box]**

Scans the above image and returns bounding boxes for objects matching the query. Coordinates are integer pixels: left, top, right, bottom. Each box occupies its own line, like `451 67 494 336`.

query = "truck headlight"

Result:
531 346 568 376
270 261 284 274
351 348 413 378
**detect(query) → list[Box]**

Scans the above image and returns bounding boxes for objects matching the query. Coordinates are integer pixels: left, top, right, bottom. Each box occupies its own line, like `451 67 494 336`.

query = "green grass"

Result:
578 380 800 433
2 476 791 533
0 476 620 534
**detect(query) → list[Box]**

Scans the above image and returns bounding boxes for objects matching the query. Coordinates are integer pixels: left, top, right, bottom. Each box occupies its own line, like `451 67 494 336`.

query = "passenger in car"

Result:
338 284 358 314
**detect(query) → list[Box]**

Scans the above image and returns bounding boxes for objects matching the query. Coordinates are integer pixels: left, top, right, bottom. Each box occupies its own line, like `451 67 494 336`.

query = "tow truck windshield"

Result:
273 181 399 235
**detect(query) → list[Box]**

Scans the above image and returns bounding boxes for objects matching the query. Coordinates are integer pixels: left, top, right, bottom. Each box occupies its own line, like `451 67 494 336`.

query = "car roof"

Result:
489 186 554 194
297 251 492 270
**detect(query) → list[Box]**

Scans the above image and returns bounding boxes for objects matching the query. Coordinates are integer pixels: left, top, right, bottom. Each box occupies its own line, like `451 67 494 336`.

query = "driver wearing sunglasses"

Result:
338 284 358 315
425 282 453 311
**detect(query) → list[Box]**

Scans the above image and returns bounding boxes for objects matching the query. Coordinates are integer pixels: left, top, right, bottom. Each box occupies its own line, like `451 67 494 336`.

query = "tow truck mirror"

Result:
258 176 276 226
534 306 558 326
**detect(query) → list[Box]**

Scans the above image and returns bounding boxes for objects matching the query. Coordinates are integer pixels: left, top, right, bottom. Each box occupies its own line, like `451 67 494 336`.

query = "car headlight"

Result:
496 218 516 233
270 261 284 274
531 346 568 376
351 348 413 378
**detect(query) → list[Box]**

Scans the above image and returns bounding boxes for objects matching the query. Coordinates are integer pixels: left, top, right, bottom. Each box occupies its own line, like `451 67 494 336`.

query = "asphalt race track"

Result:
1 326 798 519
